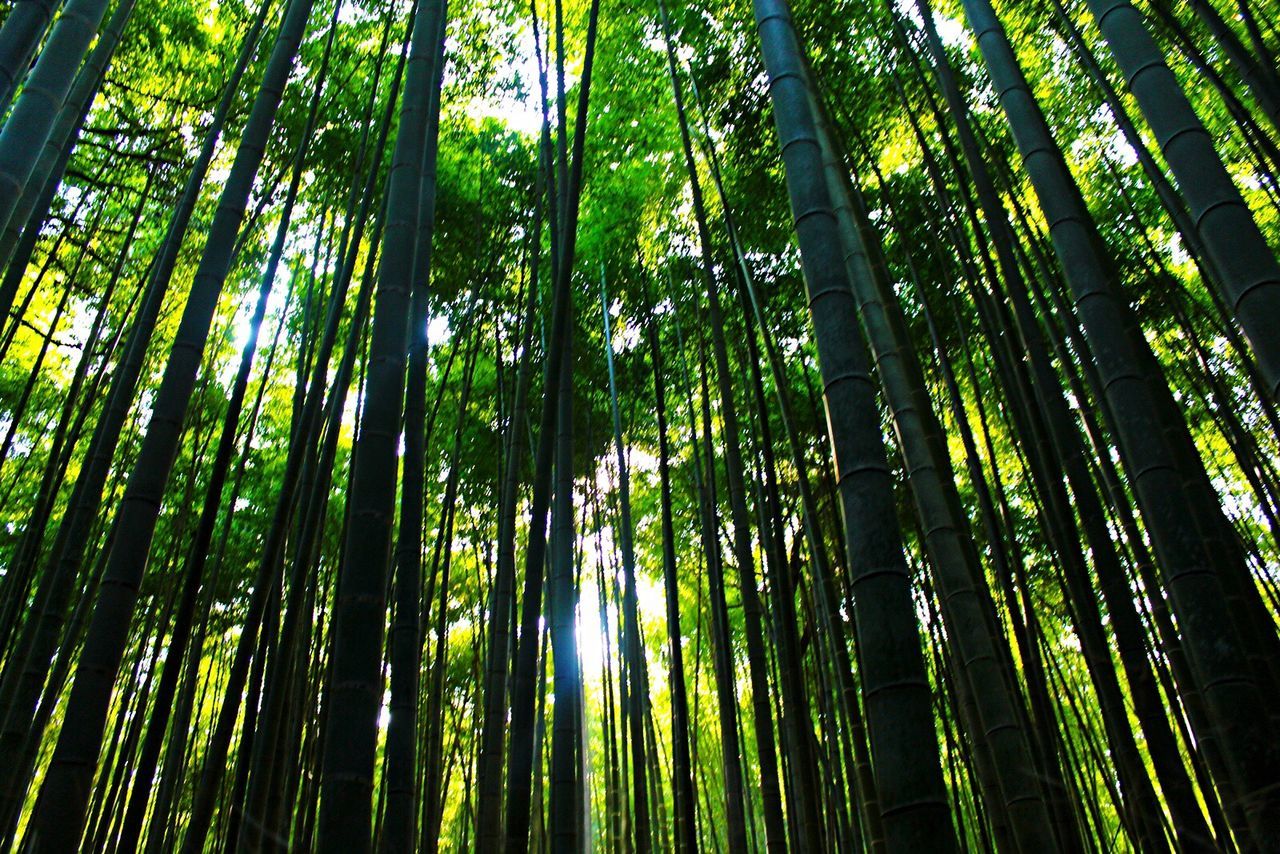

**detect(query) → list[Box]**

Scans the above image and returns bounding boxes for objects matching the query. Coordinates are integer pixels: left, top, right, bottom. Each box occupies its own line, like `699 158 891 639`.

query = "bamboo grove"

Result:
0 0 1278 848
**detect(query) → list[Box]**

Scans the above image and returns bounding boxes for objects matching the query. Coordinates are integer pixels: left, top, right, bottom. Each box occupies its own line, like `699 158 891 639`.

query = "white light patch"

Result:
427 315 452 347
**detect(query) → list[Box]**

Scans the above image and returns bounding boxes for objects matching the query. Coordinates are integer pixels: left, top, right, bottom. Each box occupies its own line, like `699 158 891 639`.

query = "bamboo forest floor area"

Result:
0 0 1279 849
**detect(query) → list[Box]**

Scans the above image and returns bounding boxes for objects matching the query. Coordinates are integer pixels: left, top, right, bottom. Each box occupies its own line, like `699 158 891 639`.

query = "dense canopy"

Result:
0 0 1278 849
